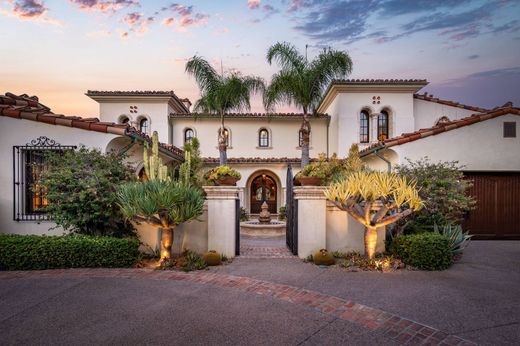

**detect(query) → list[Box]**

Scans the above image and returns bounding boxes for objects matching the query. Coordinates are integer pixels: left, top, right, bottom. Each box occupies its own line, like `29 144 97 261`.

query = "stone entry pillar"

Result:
204 186 240 258
294 186 327 259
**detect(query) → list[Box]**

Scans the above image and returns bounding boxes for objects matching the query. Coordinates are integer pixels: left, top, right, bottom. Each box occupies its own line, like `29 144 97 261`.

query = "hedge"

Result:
0 234 140 270
392 233 453 271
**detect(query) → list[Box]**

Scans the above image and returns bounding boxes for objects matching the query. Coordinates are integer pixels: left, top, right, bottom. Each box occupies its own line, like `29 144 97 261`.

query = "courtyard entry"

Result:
250 174 277 214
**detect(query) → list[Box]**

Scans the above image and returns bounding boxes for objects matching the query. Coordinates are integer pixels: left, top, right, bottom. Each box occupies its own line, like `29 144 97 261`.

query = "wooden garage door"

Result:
463 172 520 239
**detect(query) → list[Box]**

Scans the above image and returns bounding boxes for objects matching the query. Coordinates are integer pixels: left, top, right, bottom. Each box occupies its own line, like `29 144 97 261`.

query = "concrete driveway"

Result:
0 241 518 345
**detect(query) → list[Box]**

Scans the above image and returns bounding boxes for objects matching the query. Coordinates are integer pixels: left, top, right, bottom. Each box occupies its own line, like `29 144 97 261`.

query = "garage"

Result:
463 172 520 239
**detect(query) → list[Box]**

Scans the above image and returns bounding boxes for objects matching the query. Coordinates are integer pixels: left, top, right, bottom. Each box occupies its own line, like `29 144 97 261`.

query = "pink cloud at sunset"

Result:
68 0 139 14
0 0 62 26
247 0 261 10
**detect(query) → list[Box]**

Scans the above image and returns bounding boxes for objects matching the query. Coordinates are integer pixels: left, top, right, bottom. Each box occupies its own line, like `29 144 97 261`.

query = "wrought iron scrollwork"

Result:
26 136 60 147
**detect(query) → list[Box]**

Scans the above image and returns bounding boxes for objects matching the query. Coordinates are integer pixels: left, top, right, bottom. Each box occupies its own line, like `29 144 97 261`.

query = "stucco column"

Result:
294 186 327 259
204 186 239 258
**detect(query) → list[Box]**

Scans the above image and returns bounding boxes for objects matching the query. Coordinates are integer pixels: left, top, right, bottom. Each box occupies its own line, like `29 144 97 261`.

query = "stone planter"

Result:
214 176 239 186
297 176 323 186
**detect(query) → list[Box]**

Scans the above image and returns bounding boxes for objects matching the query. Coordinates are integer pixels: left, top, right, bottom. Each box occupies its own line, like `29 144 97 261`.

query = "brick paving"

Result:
239 235 295 258
0 268 476 346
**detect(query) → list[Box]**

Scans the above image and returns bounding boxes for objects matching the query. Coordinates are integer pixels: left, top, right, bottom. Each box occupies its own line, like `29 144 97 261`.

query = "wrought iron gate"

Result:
235 198 240 256
286 165 298 255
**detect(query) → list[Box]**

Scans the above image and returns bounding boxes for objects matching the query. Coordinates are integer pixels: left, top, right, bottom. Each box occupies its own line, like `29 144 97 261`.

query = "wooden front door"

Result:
250 175 277 214
463 172 520 239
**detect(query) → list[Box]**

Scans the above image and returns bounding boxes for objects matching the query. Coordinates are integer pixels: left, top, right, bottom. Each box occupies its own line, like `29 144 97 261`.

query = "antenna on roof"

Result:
305 44 308 62
220 58 223 76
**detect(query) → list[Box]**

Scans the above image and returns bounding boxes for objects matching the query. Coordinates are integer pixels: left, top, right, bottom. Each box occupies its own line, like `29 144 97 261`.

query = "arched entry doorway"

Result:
250 174 277 214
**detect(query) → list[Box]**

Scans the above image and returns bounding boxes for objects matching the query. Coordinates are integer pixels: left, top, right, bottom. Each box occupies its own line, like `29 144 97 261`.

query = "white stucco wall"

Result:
98 102 170 143
171 117 328 159
413 99 477 130
323 92 415 156
0 117 119 235
363 114 520 171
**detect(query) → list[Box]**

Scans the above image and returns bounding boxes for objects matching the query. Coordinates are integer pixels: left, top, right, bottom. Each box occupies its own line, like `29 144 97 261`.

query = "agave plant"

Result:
326 171 423 260
434 224 472 255
117 180 204 266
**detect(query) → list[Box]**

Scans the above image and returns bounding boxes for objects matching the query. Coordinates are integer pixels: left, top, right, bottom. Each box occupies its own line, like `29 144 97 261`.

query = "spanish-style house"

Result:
1 78 519 243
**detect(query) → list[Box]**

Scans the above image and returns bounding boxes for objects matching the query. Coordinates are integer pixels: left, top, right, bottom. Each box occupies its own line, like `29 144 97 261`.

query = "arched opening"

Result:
139 118 149 134
377 110 389 142
258 128 269 147
118 115 130 125
250 174 277 214
184 128 194 144
360 110 369 143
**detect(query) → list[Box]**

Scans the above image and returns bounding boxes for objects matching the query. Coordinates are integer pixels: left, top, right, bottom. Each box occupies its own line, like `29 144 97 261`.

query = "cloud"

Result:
467 54 479 60
293 1 379 43
425 66 520 109
290 0 518 45
68 0 139 14
123 12 153 34
247 0 260 10
160 3 208 31
0 0 62 26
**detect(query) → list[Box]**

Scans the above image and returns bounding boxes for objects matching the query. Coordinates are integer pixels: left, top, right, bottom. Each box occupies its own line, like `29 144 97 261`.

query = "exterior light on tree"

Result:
325 171 423 260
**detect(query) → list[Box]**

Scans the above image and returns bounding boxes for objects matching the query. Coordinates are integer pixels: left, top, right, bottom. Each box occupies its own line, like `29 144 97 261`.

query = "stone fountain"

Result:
240 202 286 237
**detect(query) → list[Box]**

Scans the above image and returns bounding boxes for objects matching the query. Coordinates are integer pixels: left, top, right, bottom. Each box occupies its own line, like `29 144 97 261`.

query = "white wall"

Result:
413 99 476 130
0 117 119 235
171 117 328 159
323 92 415 156
99 102 170 144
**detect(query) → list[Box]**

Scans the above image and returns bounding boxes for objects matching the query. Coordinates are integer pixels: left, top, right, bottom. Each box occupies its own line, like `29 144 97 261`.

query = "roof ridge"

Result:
413 93 489 113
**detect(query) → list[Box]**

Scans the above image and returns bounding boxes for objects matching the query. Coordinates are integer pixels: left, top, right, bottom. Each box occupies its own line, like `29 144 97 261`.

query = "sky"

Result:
1 0 519 116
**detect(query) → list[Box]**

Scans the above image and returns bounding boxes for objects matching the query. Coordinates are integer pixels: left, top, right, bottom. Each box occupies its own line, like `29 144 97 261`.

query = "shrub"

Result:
278 206 287 221
38 146 135 237
392 233 453 270
395 158 475 233
0 234 140 270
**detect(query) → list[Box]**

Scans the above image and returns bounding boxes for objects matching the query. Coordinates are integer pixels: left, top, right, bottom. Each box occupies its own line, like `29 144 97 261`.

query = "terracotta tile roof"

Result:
0 92 184 161
331 78 428 85
413 93 489 113
203 157 307 164
170 112 329 119
360 105 520 157
86 90 179 97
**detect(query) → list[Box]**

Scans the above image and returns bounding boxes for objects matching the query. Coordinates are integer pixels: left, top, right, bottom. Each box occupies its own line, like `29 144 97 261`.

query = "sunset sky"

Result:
1 0 519 116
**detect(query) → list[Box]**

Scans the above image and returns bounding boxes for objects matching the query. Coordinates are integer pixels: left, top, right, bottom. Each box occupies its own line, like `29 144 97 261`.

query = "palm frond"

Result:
266 42 306 72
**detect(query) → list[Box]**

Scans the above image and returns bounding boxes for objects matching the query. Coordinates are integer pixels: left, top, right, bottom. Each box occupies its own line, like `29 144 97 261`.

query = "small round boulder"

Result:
313 249 335 266
203 250 222 266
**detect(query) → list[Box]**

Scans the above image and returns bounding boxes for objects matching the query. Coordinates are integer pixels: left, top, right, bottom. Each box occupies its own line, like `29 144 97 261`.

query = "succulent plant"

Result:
143 131 169 182
434 224 472 255
313 249 335 266
202 250 222 266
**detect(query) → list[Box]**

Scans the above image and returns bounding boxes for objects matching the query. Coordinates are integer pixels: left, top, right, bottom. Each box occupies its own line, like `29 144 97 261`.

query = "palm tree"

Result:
185 56 265 165
264 42 353 168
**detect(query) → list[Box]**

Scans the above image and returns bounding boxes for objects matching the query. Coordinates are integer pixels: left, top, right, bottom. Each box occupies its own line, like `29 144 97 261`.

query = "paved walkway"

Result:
0 241 519 345
240 235 294 258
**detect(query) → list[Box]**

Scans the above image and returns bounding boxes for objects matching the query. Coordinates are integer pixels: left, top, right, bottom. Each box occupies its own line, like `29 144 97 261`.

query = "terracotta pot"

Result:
214 176 239 186
297 176 323 186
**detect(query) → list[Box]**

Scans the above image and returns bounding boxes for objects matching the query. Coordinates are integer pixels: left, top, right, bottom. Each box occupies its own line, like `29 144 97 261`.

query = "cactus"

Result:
202 250 222 266
313 249 335 266
143 131 169 182
179 150 191 185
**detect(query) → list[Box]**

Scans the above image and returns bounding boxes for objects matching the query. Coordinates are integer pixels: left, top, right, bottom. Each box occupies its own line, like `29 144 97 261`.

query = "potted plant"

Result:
204 165 241 186
295 153 332 186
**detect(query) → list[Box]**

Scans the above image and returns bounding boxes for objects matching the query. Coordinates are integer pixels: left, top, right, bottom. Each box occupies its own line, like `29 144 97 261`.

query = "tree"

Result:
264 42 353 168
185 56 265 165
326 171 423 260
117 131 204 265
38 146 135 237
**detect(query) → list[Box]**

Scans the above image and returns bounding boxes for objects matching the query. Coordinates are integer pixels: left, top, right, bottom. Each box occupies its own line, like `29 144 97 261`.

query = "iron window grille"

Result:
360 110 369 143
13 136 76 222
378 110 389 142
259 129 269 147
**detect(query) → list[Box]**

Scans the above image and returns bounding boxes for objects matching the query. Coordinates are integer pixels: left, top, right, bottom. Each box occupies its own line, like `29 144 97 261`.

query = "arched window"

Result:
259 128 269 147
298 129 304 147
184 128 194 144
360 110 369 143
377 110 389 142
218 127 230 147
119 115 130 125
139 118 149 133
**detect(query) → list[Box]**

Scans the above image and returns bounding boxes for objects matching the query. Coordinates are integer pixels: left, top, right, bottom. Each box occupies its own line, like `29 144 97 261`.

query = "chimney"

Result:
181 98 192 112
